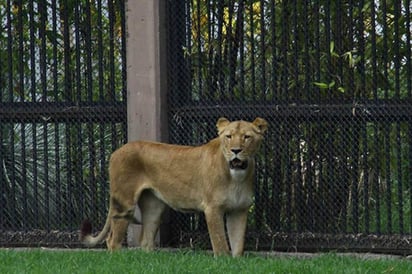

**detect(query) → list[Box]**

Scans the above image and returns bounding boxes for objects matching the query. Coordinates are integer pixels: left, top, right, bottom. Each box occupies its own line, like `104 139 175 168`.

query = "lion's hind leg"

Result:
105 196 137 251
106 217 129 251
138 189 167 251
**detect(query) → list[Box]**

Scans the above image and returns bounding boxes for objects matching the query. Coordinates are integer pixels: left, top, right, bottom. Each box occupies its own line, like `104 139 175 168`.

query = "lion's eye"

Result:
244 135 251 140
226 135 232 139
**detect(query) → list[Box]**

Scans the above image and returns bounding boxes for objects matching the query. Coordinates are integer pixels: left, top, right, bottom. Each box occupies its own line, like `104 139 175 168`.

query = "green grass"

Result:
0 249 410 274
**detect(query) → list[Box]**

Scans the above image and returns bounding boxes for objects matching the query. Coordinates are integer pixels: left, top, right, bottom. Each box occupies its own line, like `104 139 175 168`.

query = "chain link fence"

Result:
1 0 412 254
166 0 412 254
0 0 126 246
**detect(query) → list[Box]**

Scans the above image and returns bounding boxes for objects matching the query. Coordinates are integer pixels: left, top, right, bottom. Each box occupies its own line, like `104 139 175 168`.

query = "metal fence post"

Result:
125 0 169 247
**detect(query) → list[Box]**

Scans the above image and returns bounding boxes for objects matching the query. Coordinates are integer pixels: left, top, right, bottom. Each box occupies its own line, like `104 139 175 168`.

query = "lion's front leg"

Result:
204 207 230 256
226 209 248 257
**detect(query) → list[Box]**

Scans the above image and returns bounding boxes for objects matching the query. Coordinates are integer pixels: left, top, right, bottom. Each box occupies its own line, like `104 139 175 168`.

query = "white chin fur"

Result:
230 168 248 181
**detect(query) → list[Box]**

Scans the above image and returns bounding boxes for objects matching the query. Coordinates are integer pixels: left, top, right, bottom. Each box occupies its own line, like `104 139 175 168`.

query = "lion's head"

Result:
216 117 268 170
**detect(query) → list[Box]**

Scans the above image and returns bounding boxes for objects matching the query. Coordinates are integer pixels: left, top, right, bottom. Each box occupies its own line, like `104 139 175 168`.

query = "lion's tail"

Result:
80 216 111 247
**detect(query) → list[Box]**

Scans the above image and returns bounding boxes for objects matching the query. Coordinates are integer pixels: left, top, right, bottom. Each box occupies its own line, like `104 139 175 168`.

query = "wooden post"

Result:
125 0 168 247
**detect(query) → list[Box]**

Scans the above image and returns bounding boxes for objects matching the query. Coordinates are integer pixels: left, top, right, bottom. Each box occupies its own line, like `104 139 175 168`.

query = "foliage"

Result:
186 0 411 101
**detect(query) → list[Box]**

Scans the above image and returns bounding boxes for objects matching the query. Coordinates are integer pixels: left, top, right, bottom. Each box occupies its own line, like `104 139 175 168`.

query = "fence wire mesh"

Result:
166 0 412 254
1 0 412 254
0 0 126 246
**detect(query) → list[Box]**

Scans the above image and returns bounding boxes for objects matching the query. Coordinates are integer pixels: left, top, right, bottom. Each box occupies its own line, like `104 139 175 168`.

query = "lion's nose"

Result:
231 149 242 155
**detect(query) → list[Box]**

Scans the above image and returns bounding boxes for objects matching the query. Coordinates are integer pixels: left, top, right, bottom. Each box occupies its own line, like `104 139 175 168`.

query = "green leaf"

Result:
313 82 329 89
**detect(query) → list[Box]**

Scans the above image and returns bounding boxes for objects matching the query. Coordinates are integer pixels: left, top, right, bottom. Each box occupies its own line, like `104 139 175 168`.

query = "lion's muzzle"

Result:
229 158 248 170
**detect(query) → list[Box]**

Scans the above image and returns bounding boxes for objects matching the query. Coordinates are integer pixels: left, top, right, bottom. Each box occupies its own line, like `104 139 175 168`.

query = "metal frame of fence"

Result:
1 0 412 255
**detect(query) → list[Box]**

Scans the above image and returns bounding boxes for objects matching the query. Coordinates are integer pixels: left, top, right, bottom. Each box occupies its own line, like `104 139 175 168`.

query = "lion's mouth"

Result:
229 158 248 170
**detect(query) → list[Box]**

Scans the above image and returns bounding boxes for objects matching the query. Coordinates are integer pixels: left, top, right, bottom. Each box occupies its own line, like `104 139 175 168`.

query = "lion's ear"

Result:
216 117 230 135
253 117 268 134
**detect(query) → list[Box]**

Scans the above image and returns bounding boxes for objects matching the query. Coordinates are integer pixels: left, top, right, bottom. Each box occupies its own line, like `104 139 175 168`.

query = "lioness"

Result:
80 117 268 256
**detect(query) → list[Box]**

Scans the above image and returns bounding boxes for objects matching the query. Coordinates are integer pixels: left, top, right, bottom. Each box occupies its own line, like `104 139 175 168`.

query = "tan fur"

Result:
80 117 268 256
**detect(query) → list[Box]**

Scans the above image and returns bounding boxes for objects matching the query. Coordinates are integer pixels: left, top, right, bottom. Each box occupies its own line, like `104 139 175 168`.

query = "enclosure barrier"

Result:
1 0 412 255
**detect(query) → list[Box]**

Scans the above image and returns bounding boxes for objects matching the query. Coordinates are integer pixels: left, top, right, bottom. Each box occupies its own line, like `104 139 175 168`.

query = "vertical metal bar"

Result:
97 0 106 223
98 123 107 225
216 0 224 99
0 124 4 228
357 0 370 234
374 123 381 234
85 0 93 102
303 1 310 102
351 125 360 233
285 124 292 231
370 0 381 234
362 124 369 234
382 0 389 100
303 1 314 230
185 0 193 102
384 124 392 233
51 0 60 228
228 0 238 101
0 12 3 101
33 123 38 228
406 0 412 99
238 0 245 99
408 0 412 233
85 0 95 222
306 123 314 230
73 1 84 217
107 0 116 213
97 0 104 101
326 123 335 232
54 121 61 227
370 0 378 101
396 122 403 234
324 0 332 101
314 0 321 102
249 1 255 101
206 0 213 98
259 0 266 101
394 1 404 234
29 0 39 228
62 0 72 102
39 0 50 230
5 0 16 229
7 0 13 102
16 0 28 229
51 0 58 103
280 0 288 102
196 0 202 98
382 0 392 233
119 0 127 105
409 123 412 233
295 124 304 231
292 0 299 101
88 122 96 222
334 0 343 100
65 124 72 227
270 0 277 101
74 2 82 103
109 0 118 150
17 0 24 101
